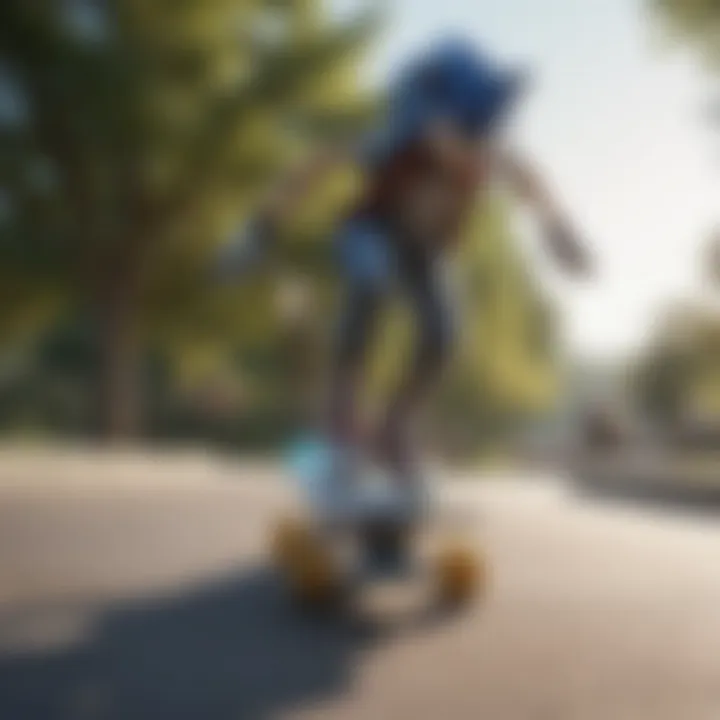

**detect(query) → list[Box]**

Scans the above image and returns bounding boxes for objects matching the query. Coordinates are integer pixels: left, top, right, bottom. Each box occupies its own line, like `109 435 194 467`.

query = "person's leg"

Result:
375 250 456 480
329 284 383 448
328 217 395 466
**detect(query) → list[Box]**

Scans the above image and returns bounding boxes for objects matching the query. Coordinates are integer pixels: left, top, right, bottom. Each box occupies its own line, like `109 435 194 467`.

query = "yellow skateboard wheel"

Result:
287 550 338 605
271 516 339 606
434 543 484 606
271 517 311 567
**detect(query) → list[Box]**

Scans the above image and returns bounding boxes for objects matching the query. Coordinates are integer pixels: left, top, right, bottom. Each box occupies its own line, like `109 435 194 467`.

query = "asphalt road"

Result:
0 450 719 719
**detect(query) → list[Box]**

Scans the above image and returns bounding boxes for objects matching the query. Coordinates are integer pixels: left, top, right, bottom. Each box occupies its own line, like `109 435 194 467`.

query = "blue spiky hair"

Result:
393 36 528 135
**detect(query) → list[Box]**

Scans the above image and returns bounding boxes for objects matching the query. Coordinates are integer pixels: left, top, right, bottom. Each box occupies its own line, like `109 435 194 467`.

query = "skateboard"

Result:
270 438 486 610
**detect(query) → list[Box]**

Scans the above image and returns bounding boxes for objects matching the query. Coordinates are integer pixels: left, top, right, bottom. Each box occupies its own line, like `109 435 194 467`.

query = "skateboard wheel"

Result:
287 550 338 606
271 517 311 567
271 517 339 606
434 543 483 606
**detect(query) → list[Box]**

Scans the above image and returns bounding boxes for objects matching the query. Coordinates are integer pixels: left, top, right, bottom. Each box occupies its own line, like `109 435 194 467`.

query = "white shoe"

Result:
317 445 363 526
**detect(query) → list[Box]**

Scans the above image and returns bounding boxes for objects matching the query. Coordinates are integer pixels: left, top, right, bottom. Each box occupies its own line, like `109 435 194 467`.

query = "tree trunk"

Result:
96 281 142 442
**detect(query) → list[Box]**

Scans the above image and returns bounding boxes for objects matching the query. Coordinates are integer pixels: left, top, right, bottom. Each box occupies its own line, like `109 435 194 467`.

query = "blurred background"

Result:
0 0 717 466
0 2 719 718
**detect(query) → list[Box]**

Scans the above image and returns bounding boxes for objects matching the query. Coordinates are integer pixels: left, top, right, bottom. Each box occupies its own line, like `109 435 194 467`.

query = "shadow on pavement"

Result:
0 567 394 720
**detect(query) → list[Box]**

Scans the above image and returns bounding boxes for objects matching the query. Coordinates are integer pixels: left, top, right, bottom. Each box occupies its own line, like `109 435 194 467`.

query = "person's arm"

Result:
497 149 593 277
259 143 353 224
212 143 352 283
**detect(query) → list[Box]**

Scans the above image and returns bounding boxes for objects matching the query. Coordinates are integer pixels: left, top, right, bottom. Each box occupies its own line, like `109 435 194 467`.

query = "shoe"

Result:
317 443 364 526
287 437 359 524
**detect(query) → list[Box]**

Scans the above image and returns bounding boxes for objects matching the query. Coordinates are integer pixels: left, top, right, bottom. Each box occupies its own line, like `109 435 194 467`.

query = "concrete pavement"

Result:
0 453 718 719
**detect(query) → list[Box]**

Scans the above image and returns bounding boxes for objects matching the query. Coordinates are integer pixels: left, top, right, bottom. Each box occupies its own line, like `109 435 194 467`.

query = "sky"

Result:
331 0 718 361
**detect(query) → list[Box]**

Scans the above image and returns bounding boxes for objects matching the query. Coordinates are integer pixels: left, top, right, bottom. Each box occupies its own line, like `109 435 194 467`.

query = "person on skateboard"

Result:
216 37 592 521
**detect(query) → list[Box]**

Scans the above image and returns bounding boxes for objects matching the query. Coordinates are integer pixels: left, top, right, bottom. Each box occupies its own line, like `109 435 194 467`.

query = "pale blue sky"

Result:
332 0 717 360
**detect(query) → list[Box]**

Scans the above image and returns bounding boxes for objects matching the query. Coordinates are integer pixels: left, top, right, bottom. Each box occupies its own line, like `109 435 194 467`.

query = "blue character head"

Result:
391 37 528 139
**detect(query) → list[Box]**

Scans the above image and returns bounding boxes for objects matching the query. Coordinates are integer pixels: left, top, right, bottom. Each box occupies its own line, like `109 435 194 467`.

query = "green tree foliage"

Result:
364 198 558 458
652 0 720 66
648 0 720 411
0 1 557 450
435 202 559 456
651 0 720 134
0 0 373 438
635 303 720 429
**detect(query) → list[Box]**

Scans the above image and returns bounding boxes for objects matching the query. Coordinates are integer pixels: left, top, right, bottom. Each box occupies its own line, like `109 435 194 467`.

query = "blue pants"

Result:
330 215 456 456
335 215 455 374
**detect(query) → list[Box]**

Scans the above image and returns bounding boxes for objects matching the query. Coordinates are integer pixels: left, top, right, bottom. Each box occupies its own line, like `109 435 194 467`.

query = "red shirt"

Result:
357 139 487 248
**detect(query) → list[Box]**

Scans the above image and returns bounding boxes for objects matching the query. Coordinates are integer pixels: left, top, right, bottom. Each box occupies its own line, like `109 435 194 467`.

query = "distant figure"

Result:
215 37 593 520
583 408 625 451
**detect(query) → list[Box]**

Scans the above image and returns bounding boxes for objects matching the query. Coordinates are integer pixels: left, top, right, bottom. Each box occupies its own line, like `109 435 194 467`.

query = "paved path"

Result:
0 451 718 719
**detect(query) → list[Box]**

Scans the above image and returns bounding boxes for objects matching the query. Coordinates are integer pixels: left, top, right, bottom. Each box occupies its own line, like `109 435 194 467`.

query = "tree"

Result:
0 0 373 439
651 0 720 133
1 3 558 450
635 302 720 430
651 0 720 67
652 1 720 281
